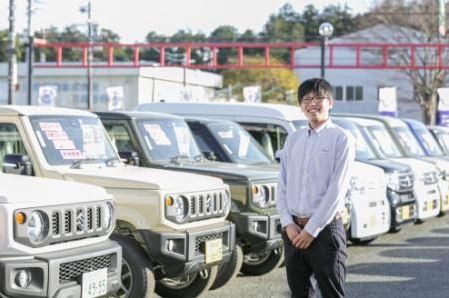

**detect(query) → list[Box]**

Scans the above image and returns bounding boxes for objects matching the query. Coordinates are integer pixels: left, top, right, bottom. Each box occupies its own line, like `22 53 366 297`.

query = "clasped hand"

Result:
285 223 315 250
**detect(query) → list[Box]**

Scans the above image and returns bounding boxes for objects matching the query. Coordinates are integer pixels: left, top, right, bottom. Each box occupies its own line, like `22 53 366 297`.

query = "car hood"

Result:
389 157 437 174
362 159 411 173
61 164 226 191
162 160 279 182
420 157 449 174
0 173 109 205
352 161 386 185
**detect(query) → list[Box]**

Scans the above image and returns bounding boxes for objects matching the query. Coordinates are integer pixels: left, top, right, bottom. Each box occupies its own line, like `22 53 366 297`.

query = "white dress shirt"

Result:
277 118 355 238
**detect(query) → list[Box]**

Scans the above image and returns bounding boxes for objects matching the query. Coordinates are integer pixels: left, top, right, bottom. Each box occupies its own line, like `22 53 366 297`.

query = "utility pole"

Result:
87 0 93 111
26 0 34 105
8 0 17 105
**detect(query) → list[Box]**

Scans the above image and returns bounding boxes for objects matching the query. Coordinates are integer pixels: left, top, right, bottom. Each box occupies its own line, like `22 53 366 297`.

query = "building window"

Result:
334 86 343 101
346 86 354 101
355 86 363 101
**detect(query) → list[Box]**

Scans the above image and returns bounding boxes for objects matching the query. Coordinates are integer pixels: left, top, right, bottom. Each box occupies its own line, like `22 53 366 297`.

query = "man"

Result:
277 78 355 298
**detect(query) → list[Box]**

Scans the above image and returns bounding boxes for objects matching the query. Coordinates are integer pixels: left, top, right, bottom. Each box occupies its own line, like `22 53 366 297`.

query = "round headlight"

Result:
174 196 188 222
104 202 114 230
27 211 48 243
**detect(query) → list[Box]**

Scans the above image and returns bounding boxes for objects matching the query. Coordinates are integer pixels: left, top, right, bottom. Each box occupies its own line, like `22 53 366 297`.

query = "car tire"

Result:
155 266 218 298
240 247 283 276
110 234 155 298
210 244 243 290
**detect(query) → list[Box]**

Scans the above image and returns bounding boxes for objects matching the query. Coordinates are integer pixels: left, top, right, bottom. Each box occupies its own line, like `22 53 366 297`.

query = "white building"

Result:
295 25 426 120
0 63 222 110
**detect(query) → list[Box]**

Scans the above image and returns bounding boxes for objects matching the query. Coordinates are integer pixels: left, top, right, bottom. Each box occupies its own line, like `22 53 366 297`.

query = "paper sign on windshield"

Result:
174 126 190 155
238 131 250 157
217 130 233 139
81 125 106 156
39 122 63 132
45 131 68 140
53 139 76 150
144 124 171 146
60 149 83 160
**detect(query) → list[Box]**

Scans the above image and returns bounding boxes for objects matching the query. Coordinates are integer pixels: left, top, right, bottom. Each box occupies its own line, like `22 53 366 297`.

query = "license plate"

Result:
426 200 436 210
402 205 410 220
205 238 223 264
82 268 108 298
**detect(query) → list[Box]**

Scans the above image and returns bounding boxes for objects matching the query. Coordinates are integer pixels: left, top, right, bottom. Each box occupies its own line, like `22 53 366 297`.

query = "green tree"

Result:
209 25 239 65
222 56 299 103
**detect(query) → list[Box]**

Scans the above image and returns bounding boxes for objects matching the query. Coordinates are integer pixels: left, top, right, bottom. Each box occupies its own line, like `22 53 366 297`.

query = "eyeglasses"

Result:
301 96 327 104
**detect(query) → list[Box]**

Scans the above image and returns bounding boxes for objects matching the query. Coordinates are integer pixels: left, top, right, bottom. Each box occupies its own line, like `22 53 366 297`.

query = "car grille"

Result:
59 254 112 284
188 190 228 221
50 204 108 244
398 171 414 191
194 231 227 256
422 171 438 185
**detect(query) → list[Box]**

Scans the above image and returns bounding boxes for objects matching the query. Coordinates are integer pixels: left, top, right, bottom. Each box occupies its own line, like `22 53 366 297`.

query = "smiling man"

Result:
277 78 355 298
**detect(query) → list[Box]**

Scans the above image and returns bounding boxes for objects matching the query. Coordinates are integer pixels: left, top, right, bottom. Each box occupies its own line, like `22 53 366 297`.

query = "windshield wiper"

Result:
70 158 103 169
104 157 121 167
169 154 192 165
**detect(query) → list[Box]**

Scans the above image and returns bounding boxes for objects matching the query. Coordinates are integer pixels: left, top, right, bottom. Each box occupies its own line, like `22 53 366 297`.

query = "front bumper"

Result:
231 212 282 253
140 221 235 278
388 189 416 230
0 240 121 298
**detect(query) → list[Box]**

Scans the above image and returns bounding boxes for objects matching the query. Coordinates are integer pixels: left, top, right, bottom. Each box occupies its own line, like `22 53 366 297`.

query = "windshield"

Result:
29 116 118 165
391 127 426 157
366 126 403 158
415 128 444 156
207 122 273 165
435 131 449 155
346 125 377 160
136 119 202 162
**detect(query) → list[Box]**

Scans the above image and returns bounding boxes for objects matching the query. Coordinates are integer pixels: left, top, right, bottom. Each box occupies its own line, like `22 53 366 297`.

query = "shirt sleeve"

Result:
304 132 355 237
276 136 294 228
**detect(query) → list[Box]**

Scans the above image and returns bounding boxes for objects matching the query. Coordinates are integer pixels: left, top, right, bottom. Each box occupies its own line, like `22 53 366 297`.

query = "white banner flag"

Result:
243 86 262 103
106 86 124 110
38 85 58 107
378 87 397 117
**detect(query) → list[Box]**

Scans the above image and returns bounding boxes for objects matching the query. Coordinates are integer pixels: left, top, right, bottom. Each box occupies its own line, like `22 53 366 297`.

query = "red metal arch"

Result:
34 42 449 70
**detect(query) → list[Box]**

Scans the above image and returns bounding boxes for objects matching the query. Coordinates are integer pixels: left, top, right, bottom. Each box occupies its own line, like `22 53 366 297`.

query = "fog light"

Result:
15 270 31 288
166 239 185 255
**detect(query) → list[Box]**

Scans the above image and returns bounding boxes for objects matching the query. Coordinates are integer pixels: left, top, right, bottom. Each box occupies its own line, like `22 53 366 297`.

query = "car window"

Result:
103 122 136 153
0 123 28 168
415 128 444 156
391 127 425 157
239 123 288 160
366 126 403 158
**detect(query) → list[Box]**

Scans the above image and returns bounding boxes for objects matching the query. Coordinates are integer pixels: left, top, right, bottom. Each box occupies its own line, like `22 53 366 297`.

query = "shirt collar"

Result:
307 118 334 136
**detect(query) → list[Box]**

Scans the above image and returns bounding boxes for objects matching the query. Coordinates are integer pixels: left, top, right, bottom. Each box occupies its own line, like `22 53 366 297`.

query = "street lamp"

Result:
319 22 334 79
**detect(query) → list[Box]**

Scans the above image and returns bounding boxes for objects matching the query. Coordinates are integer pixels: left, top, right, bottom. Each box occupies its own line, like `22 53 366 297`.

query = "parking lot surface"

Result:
210 216 449 297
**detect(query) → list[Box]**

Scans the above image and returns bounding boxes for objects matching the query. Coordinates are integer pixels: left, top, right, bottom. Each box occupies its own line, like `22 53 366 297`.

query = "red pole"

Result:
355 45 360 67
411 46 415 69
82 47 88 67
238 47 243 67
265 47 270 66
329 45 334 67
290 47 295 68
133 47 140 66
383 46 388 67
160 46 165 66
107 47 114 66
56 47 62 67
212 47 218 67
186 46 191 67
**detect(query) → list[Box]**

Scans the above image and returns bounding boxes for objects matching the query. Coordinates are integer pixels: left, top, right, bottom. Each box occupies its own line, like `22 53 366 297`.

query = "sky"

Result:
1 0 374 43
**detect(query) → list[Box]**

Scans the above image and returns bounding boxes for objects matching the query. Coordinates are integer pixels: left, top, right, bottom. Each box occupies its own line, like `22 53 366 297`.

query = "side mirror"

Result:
119 151 140 166
3 154 33 176
202 151 216 161
274 150 282 163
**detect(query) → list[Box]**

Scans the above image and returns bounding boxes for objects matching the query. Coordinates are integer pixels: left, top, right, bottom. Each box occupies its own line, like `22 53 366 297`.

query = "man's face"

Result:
299 91 334 125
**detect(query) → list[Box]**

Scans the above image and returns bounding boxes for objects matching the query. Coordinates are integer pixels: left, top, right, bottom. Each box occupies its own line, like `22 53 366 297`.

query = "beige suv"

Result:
0 105 234 298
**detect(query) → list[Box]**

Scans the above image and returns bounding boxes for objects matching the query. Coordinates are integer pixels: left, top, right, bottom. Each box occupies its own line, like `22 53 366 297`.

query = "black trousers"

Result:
283 219 347 298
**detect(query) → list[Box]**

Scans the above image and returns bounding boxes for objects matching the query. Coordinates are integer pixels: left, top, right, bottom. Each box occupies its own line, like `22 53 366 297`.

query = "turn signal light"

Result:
16 212 26 225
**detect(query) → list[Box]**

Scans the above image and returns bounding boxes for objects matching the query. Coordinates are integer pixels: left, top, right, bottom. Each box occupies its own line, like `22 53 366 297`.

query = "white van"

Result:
346 116 441 221
139 102 392 242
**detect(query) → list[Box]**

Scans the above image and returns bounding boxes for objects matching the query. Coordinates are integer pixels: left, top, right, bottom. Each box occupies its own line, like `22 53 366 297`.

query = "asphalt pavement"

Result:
210 215 449 297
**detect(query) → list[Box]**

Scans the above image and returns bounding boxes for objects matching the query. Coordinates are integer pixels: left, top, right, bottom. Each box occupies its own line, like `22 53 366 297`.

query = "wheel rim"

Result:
114 258 133 297
160 269 209 290
243 248 279 266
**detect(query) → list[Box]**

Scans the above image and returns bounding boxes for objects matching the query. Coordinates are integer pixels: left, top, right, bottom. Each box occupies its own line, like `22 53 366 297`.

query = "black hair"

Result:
297 78 334 103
